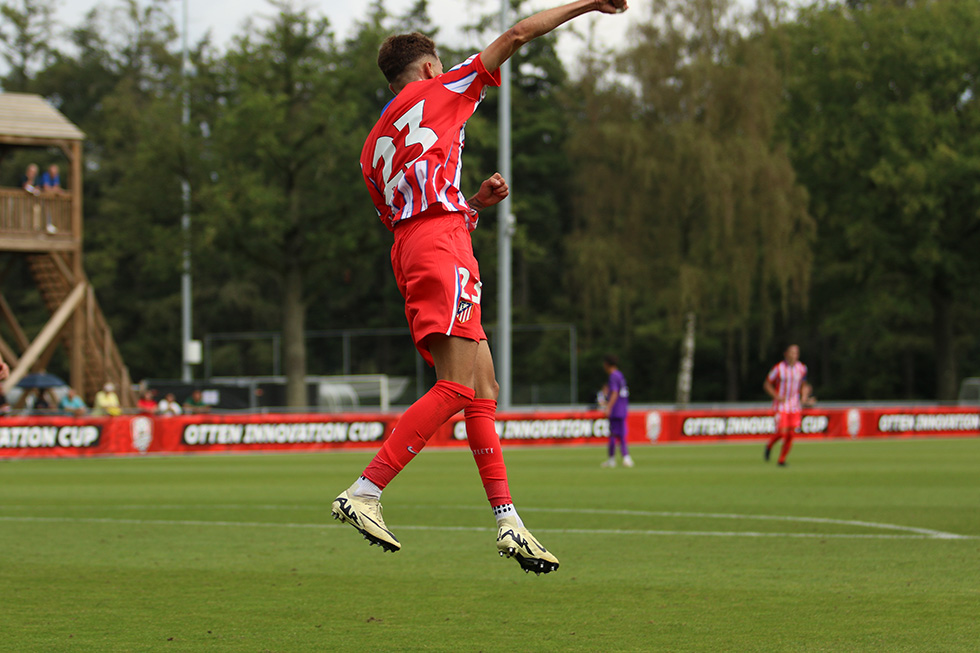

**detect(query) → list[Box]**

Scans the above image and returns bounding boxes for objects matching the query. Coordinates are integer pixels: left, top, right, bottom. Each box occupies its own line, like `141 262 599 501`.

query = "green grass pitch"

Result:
1 438 978 652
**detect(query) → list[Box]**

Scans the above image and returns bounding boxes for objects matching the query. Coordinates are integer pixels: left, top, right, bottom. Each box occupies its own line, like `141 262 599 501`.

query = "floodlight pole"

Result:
497 0 514 410
180 0 193 382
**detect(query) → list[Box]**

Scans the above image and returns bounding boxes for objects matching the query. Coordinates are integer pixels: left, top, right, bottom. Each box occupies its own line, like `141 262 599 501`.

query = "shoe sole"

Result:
499 546 560 575
331 497 401 553
497 527 559 575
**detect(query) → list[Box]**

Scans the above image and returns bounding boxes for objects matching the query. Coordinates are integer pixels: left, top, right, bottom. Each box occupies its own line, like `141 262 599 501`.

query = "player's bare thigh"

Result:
428 335 499 401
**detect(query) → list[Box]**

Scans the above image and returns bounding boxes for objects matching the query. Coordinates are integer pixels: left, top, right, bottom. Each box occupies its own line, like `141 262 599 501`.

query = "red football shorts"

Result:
776 411 802 432
391 211 486 366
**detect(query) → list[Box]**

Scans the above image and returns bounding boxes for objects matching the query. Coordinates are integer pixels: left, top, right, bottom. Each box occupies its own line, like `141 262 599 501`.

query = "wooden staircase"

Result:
25 252 135 405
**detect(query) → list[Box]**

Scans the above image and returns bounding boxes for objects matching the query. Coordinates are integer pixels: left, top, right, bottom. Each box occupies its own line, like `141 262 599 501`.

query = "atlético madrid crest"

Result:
456 300 474 324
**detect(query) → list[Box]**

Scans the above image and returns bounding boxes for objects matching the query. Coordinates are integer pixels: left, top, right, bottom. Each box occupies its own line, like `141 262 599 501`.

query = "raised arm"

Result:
481 0 627 73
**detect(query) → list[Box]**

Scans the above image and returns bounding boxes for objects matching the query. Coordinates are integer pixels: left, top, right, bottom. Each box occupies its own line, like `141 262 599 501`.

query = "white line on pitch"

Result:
0 515 973 540
2 503 962 539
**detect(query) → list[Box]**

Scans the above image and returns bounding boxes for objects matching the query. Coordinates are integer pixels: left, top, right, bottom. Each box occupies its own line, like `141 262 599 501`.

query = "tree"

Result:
777 0 980 399
0 0 55 90
199 1 372 406
566 0 813 402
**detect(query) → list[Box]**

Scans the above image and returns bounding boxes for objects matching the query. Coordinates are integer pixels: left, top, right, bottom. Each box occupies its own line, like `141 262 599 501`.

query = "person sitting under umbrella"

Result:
31 388 52 414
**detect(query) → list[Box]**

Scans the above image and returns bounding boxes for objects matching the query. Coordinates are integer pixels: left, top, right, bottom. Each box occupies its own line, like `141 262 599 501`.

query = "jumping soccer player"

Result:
331 0 629 574
763 344 813 466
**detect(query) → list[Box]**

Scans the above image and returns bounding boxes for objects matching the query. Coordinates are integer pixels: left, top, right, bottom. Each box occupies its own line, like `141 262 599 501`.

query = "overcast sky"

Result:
54 0 637 68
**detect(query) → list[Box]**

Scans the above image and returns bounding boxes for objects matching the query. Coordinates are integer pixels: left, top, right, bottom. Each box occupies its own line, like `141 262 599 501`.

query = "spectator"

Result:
0 394 9 416
183 389 210 415
40 164 65 195
38 163 64 233
157 392 182 416
31 388 52 414
137 389 157 415
58 388 88 417
19 163 40 195
92 382 122 416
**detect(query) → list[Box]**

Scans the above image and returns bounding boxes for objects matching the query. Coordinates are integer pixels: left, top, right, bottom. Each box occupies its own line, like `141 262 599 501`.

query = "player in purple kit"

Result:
600 354 633 467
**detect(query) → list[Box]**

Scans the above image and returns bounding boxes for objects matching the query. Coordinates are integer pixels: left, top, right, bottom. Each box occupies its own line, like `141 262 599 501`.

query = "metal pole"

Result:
180 0 193 382
343 331 351 375
203 334 211 380
272 333 281 376
570 324 577 404
497 0 514 409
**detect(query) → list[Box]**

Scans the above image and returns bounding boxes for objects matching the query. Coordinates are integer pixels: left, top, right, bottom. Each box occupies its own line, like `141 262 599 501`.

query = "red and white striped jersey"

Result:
767 360 808 413
360 53 501 232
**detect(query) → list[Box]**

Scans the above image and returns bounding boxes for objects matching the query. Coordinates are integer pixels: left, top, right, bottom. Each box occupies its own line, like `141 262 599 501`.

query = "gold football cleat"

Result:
496 517 559 575
331 489 401 553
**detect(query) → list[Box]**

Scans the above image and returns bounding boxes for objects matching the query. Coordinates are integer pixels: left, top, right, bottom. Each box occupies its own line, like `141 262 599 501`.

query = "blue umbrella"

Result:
17 373 68 389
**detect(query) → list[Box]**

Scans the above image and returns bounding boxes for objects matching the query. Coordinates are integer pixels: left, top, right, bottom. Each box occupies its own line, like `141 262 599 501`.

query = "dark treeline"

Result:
1 0 978 404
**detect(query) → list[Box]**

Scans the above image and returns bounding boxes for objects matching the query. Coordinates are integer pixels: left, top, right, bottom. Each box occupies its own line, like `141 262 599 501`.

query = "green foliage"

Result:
565 0 813 400
776 0 980 398
0 0 55 90
4 0 980 401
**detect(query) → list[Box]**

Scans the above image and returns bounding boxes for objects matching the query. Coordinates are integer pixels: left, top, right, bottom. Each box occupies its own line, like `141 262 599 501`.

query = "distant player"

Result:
763 344 813 466
600 354 633 468
332 0 630 574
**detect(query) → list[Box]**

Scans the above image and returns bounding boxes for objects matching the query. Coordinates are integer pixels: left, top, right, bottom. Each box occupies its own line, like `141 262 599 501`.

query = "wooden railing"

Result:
0 187 73 236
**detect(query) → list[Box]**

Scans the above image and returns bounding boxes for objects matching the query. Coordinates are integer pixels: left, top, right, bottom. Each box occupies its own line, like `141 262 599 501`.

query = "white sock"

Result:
350 476 382 500
493 503 523 527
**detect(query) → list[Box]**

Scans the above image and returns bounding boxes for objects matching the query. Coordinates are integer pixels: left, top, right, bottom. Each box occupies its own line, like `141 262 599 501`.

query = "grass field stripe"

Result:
419 504 964 539
530 528 973 540
1 504 968 538
2 504 955 538
0 515 973 540
519 507 961 538
0 504 313 511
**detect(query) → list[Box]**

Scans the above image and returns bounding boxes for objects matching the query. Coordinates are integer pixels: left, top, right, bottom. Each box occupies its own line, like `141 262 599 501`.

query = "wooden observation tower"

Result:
0 92 135 406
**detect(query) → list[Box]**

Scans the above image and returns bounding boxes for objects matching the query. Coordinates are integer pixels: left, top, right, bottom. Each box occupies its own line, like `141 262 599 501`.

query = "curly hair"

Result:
377 32 438 84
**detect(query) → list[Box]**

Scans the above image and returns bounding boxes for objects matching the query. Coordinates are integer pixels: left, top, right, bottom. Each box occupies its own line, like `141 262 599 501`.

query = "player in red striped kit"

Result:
763 344 813 466
331 0 630 574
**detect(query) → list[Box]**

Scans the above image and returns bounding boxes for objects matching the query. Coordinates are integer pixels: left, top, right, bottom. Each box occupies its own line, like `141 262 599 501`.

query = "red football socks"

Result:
464 398 513 508
362 379 474 489
768 432 794 463
778 434 794 463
